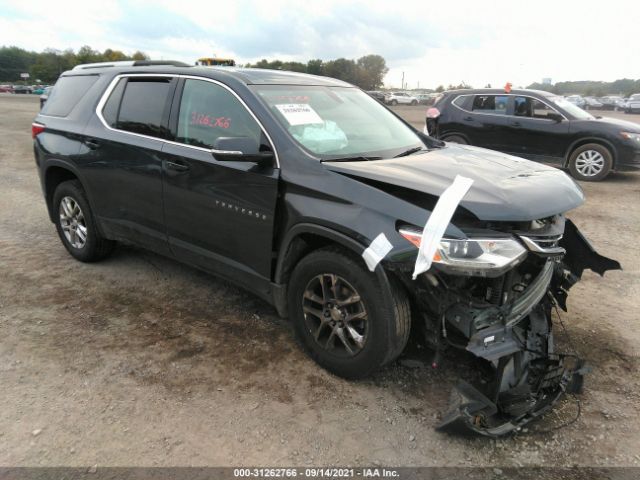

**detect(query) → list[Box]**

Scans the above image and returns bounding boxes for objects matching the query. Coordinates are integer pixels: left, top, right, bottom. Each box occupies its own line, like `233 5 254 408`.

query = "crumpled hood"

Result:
324 144 584 221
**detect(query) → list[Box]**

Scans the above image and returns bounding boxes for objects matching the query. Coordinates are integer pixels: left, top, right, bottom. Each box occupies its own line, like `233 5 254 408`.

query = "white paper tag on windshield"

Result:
362 233 393 272
275 104 323 126
412 175 474 279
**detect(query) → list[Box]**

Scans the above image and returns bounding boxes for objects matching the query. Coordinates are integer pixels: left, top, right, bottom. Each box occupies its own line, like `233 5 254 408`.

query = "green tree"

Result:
306 59 324 75
355 54 388 90
435 85 444 93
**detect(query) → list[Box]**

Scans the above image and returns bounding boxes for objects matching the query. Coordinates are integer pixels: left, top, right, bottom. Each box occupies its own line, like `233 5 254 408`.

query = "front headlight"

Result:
620 132 640 143
399 228 527 274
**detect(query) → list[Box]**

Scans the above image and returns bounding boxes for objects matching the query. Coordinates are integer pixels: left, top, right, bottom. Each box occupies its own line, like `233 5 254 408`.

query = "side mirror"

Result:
212 137 274 166
547 112 563 123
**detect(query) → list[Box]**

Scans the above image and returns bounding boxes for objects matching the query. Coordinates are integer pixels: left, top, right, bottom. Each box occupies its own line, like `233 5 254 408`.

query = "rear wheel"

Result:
444 135 468 145
53 180 114 262
287 248 410 379
568 143 612 182
411 100 418 106
390 99 398 106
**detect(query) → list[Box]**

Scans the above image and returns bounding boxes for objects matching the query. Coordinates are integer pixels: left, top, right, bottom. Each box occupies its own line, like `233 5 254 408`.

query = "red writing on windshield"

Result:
190 112 231 129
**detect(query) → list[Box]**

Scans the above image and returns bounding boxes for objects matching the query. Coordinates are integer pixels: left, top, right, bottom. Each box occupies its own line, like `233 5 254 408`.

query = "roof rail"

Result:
72 60 190 71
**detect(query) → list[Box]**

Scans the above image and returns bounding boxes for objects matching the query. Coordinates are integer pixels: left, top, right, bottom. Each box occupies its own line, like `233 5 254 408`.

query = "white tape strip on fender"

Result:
412 175 474 279
362 233 393 272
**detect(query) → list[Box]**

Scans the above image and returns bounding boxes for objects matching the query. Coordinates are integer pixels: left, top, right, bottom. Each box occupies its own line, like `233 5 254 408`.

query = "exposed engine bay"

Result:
395 216 621 436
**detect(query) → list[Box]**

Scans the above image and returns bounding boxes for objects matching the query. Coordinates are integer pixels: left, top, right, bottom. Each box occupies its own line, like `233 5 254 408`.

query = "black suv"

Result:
426 89 640 181
34 61 619 436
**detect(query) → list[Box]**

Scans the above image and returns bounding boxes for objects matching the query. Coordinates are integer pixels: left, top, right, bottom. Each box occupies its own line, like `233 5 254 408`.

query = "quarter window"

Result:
116 78 173 138
472 95 508 115
41 75 98 117
176 79 262 150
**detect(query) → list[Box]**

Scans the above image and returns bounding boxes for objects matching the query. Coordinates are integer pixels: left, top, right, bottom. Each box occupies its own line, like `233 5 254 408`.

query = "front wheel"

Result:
53 180 114 262
287 248 410 379
411 100 418 106
390 99 398 106
568 143 612 181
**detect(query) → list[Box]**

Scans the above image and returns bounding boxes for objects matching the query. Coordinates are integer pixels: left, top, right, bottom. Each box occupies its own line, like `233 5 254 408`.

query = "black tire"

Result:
390 99 398 106
52 180 114 262
411 100 418 106
287 247 410 379
568 143 613 182
444 135 468 145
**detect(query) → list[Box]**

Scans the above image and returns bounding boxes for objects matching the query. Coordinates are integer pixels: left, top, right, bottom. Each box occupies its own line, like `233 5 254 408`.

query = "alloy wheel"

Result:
59 196 87 249
575 150 605 177
302 274 368 357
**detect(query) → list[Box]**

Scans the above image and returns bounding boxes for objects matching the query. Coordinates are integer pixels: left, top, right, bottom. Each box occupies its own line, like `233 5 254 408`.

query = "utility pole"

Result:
401 71 405 90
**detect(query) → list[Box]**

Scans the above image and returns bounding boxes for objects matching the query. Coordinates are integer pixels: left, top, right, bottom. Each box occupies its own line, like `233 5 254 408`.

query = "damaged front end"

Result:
397 216 620 437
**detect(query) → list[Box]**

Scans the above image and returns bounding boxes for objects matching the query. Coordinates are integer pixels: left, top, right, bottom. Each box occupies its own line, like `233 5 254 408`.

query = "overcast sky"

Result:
1 0 639 88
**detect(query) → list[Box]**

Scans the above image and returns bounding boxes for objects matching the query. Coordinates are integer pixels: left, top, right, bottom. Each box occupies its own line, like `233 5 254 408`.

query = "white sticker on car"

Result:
362 233 393 272
412 175 474 279
275 104 323 126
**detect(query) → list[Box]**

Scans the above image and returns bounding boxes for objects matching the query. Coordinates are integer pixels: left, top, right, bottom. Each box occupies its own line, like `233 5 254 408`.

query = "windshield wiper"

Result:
394 146 428 158
322 156 383 162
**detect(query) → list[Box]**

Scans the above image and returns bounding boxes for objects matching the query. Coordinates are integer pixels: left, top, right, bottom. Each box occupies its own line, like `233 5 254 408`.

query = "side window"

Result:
452 95 470 110
176 79 262 150
513 96 532 117
472 95 508 115
101 78 126 127
40 75 99 117
116 78 172 138
530 98 559 120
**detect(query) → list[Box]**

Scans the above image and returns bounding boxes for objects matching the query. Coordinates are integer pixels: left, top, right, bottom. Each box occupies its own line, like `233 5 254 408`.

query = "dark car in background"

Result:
599 96 626 111
426 88 640 181
32 61 619 436
39 86 53 109
584 96 604 110
13 85 32 94
366 90 386 102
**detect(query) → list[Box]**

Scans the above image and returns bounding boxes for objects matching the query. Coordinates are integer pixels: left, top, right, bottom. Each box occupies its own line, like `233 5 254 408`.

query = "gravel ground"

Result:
0 94 639 470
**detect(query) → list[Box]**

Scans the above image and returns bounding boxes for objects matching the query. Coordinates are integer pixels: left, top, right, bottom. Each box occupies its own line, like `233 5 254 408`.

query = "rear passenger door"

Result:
160 78 279 290
464 94 512 151
82 75 177 255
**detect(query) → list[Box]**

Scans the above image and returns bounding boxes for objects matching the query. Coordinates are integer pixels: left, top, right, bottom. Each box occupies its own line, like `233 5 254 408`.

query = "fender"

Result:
563 136 618 168
271 223 396 322
41 159 94 221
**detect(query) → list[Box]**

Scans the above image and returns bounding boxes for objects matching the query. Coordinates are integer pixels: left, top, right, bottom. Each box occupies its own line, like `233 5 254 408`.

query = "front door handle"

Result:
511 121 522 127
463 116 473 121
165 160 190 172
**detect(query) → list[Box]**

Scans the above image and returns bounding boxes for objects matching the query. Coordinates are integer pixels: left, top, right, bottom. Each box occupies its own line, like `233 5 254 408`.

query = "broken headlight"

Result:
399 228 527 275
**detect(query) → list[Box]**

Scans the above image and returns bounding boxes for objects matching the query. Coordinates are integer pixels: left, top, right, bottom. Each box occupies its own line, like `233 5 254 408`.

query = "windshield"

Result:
252 85 423 160
550 96 594 120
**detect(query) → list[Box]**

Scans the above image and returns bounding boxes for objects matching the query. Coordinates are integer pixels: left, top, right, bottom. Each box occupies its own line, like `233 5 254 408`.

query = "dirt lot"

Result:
1 94 639 469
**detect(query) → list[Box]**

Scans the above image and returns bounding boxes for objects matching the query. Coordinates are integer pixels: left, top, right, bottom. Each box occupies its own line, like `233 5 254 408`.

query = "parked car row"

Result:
0 84 52 94
425 88 640 181
561 94 640 112
366 91 438 106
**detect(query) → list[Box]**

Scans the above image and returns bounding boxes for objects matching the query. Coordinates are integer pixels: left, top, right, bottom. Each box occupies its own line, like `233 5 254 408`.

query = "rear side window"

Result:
40 75 98 117
115 79 173 138
472 95 508 115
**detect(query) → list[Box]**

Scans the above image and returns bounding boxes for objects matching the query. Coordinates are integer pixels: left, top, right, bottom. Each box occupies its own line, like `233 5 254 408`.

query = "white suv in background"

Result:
385 92 418 106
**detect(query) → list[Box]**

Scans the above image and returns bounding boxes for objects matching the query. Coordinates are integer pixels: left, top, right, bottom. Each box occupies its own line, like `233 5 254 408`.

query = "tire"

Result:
287 247 410 379
411 100 418 106
444 135 468 145
390 99 398 106
53 180 114 262
568 143 613 182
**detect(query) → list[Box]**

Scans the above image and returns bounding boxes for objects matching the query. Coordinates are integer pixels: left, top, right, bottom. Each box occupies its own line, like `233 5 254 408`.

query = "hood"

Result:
324 144 584 221
584 116 640 131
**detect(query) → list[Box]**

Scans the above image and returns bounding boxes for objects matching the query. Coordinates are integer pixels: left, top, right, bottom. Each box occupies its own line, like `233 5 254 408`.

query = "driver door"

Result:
160 78 280 288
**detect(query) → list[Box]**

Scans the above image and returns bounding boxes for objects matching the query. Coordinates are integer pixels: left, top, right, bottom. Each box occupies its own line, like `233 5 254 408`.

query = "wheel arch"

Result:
564 137 618 168
272 223 396 319
43 163 83 222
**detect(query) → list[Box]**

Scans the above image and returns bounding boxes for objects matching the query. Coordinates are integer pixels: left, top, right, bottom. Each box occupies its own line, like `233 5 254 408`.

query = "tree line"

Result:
526 79 640 97
0 46 149 83
245 54 388 91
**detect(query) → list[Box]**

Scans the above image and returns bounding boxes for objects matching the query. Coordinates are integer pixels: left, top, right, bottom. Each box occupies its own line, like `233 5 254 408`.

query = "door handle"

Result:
165 160 190 172
511 121 522 127
463 116 473 121
85 139 101 150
